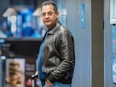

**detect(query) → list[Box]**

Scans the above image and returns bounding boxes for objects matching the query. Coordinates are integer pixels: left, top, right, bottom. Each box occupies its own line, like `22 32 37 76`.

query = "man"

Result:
35 1 75 87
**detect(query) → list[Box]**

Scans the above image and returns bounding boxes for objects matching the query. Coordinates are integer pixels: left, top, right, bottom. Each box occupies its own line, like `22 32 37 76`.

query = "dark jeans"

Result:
43 82 71 87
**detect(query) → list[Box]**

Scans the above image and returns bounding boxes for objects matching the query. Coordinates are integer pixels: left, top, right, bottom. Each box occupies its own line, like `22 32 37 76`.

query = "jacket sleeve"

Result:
47 29 75 83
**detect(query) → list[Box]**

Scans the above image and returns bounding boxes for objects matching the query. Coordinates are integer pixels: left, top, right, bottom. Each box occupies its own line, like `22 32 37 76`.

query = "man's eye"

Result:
42 12 54 17
42 13 46 16
48 12 53 16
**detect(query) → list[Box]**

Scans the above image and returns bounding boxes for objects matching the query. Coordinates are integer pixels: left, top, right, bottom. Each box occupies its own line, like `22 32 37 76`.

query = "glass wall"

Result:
112 25 116 83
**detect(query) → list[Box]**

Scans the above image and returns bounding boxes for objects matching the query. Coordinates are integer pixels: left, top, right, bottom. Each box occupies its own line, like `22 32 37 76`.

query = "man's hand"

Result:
34 71 38 79
45 79 53 87
34 71 38 75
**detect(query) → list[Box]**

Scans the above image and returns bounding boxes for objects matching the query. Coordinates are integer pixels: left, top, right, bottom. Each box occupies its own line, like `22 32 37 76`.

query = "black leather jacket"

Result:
42 21 75 84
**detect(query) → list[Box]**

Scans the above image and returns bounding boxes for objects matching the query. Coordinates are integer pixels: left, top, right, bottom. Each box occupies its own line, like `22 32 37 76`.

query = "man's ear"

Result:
56 11 59 17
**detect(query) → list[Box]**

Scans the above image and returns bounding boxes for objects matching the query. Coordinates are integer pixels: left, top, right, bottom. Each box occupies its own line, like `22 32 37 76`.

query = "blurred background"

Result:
0 0 66 39
0 0 68 87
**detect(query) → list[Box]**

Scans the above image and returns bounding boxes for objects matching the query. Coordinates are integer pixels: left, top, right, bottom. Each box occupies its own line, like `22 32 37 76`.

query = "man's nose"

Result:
45 14 49 18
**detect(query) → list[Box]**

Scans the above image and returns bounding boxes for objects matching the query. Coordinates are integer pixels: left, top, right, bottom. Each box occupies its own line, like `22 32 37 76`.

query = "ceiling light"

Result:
3 7 17 17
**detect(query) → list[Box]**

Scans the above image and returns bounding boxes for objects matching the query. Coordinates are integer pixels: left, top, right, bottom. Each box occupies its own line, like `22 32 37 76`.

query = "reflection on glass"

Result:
81 3 85 29
113 0 116 19
110 0 116 24
112 25 116 83
1 7 46 39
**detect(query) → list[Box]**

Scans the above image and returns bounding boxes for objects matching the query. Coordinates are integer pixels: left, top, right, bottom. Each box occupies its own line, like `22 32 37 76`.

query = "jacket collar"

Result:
47 21 61 35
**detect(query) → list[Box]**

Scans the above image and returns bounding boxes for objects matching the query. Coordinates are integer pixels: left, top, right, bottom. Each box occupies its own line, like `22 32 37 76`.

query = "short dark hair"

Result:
41 1 58 12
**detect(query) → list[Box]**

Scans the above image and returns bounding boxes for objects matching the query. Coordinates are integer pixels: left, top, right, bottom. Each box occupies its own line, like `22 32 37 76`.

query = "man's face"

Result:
41 4 59 29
